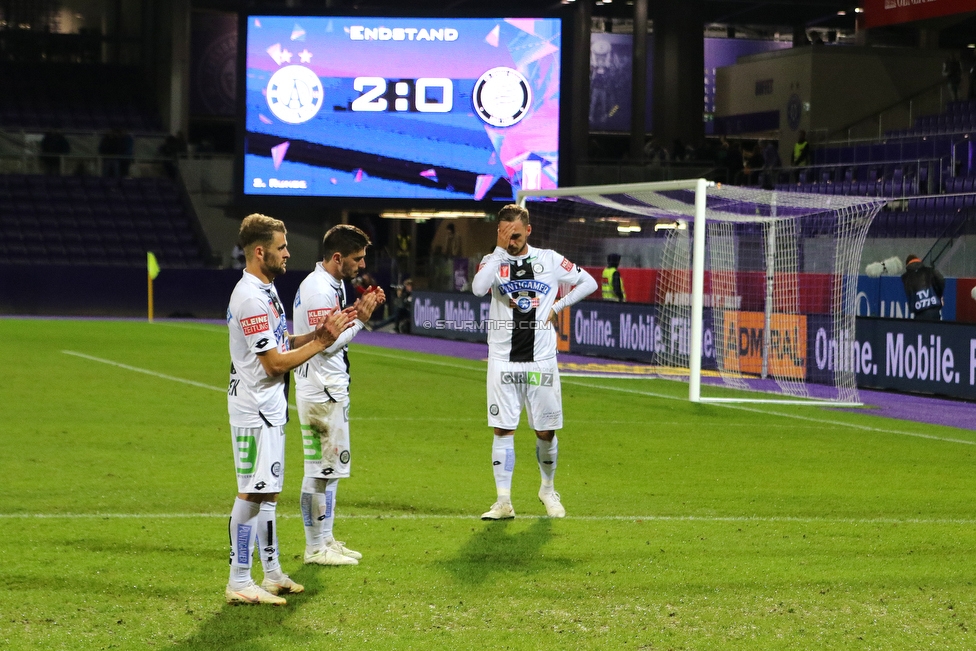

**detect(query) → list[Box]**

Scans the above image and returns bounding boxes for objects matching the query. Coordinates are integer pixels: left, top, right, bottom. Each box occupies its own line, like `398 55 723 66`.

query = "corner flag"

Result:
147 252 161 280
147 251 160 322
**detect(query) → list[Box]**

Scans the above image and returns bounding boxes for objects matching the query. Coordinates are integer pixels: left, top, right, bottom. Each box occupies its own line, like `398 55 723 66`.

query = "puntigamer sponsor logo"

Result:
499 280 550 295
501 371 554 386
348 25 459 42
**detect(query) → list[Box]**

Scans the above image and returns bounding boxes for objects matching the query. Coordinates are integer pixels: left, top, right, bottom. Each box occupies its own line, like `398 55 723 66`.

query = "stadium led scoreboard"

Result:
240 14 564 203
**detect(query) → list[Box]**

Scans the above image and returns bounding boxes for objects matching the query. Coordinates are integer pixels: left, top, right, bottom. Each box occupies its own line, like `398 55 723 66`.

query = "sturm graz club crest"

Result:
473 66 531 128
515 296 534 313
267 65 324 124
339 450 350 464
270 462 282 477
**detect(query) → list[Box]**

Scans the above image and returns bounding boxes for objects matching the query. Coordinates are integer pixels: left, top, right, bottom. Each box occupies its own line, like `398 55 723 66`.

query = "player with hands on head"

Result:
225 213 355 606
472 204 598 520
293 225 385 566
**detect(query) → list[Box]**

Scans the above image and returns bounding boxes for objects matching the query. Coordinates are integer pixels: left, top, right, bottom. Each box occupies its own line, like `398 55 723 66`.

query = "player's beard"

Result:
262 252 287 279
506 242 527 256
342 260 360 280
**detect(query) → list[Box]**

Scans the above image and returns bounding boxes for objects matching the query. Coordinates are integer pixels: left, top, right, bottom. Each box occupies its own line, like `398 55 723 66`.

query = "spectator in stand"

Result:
943 54 963 102
444 223 463 258
761 141 781 190
736 143 764 185
40 129 70 176
99 129 133 178
725 140 742 185
671 139 686 163
714 137 730 174
791 130 811 181
968 59 976 101
643 139 670 166
118 130 134 177
159 131 187 178
231 244 246 270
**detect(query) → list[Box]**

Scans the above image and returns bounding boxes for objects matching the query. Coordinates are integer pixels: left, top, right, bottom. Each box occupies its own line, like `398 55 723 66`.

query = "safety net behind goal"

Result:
520 182 885 404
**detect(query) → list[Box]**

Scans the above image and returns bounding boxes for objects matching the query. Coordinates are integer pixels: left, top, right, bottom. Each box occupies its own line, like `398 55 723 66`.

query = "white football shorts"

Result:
487 358 563 431
298 396 351 480
230 424 285 494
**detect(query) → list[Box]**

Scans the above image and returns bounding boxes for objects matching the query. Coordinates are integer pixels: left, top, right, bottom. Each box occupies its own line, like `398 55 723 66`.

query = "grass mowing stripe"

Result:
351 347 975 443
563 378 976 445
65 347 968 446
5 512 976 524
355 345 485 371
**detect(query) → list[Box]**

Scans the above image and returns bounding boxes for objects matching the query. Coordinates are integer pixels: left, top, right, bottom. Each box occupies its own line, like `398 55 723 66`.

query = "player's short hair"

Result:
322 224 371 258
497 204 530 225
239 213 286 252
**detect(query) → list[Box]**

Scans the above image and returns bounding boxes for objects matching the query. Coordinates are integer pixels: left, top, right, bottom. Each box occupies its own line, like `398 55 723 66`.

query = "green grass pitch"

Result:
2 317 976 650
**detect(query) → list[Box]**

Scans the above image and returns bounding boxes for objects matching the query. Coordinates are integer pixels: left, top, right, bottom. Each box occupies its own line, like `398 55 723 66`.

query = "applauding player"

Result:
225 214 354 606
293 225 385 566
472 204 597 520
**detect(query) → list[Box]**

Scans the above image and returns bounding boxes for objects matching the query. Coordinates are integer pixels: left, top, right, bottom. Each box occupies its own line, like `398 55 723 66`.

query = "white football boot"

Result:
538 489 566 518
225 581 287 605
481 501 516 520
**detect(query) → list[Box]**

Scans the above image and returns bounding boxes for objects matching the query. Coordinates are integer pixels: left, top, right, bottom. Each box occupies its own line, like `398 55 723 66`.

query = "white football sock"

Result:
536 436 558 490
492 435 515 502
257 501 282 580
322 479 338 545
301 477 327 552
228 498 260 589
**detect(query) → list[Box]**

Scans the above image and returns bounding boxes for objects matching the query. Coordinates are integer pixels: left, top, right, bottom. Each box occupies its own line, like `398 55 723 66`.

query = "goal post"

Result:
517 179 885 406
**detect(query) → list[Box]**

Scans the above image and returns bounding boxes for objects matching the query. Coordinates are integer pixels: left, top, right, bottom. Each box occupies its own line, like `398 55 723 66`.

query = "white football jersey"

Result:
474 244 592 362
293 262 364 403
227 271 290 427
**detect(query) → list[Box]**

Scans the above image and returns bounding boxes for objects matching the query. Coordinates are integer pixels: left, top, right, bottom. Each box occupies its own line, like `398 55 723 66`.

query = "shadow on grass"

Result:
170 563 327 651
439 517 573 586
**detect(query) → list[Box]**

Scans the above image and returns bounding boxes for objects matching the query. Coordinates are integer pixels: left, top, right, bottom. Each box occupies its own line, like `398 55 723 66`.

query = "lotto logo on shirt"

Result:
307 308 330 326
241 314 270 336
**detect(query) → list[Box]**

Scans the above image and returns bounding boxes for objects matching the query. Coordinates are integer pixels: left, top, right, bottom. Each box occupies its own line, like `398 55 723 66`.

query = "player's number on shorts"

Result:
235 434 257 474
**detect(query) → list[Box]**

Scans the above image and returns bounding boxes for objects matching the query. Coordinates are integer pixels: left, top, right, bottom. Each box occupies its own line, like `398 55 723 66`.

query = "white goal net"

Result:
518 180 885 405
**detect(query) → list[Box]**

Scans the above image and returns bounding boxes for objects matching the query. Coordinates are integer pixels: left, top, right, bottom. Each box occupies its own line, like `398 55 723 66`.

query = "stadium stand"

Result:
0 63 160 132
0 174 210 267
773 99 975 200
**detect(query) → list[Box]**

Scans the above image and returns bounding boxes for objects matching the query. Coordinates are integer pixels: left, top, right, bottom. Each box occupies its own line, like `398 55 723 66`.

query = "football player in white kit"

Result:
472 204 598 520
225 214 354 606
293 225 385 566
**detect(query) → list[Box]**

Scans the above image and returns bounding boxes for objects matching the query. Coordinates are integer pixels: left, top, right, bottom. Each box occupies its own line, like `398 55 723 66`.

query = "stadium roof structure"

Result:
199 0 976 46
204 0 857 30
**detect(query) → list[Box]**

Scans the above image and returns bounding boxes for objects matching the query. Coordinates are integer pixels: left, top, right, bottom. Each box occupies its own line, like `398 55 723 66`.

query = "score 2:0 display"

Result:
350 77 453 113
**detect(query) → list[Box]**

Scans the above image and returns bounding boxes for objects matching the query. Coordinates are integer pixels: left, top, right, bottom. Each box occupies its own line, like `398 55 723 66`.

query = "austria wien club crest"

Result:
267 65 324 124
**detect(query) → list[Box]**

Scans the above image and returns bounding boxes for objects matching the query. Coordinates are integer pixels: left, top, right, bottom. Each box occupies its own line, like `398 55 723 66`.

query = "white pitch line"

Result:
62 350 227 393
563 379 976 446
2 512 976 525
